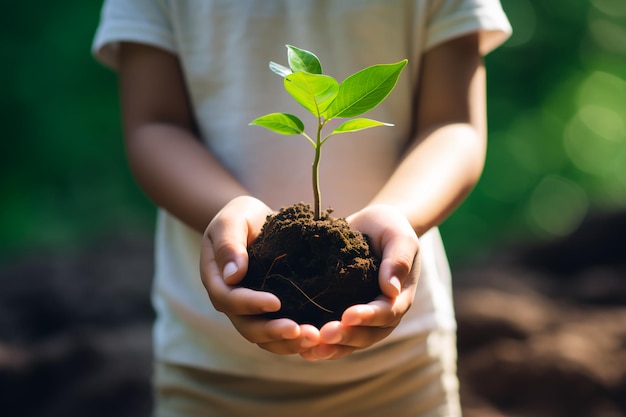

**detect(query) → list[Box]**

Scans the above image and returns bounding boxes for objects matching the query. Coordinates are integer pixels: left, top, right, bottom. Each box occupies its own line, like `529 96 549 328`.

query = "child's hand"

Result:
300 204 420 361
200 196 321 355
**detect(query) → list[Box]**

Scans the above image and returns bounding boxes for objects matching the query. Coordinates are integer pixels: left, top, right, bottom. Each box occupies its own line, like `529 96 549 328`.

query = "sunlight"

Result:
527 175 588 237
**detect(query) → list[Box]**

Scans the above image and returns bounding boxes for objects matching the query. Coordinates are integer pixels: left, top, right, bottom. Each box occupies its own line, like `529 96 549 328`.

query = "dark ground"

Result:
1 210 624 417
454 209 626 417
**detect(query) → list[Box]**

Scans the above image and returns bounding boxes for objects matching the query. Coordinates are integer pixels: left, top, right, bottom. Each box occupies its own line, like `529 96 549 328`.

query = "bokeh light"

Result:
1 0 625 262
526 174 589 237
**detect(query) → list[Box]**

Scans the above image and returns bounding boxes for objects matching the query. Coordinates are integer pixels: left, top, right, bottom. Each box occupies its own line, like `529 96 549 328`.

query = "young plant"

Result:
250 45 407 219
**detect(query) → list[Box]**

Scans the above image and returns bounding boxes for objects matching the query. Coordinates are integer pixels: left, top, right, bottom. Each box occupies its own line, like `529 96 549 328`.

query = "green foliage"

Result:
256 45 406 135
440 0 626 264
286 45 323 74
249 113 305 135
284 72 339 117
0 1 154 260
332 119 393 134
3 0 626 265
250 45 407 218
324 62 408 119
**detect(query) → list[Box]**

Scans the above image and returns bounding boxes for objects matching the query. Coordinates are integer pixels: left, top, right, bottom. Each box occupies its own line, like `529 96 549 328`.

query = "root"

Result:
261 253 287 290
267 274 334 314
262 253 334 314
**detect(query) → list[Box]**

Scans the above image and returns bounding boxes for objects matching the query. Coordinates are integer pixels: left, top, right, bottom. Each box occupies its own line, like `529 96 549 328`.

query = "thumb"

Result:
378 239 418 298
202 196 272 285
200 223 248 290
207 231 249 285
347 205 420 299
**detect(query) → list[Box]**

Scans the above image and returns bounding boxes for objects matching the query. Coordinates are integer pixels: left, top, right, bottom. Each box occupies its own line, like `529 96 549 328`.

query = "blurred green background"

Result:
1 0 625 265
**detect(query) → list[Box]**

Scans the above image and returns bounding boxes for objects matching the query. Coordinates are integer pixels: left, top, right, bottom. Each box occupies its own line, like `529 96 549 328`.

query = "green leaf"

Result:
330 118 393 135
284 72 339 117
286 45 323 74
325 59 408 120
269 61 292 77
249 113 304 135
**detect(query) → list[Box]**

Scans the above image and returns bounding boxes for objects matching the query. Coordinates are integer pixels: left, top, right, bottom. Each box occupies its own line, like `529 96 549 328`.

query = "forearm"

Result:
369 123 485 236
368 33 486 236
126 122 249 233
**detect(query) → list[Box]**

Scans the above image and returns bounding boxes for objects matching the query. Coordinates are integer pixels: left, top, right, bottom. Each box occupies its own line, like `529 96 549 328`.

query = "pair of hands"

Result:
200 196 420 361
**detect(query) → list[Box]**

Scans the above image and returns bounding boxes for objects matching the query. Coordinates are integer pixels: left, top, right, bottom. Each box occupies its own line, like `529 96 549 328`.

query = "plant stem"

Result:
312 119 323 219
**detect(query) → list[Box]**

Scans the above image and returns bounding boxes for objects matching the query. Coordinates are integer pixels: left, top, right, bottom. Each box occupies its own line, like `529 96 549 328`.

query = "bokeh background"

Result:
1 1 625 416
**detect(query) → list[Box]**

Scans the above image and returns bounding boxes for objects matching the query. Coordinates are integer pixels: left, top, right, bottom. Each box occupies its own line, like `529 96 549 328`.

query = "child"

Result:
93 1 510 416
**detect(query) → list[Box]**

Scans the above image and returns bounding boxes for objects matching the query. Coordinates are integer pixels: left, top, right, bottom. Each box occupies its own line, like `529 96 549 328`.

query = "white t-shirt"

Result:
93 0 511 383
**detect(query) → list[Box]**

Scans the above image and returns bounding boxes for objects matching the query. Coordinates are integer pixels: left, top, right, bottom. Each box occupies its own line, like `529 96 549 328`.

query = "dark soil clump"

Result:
240 203 381 328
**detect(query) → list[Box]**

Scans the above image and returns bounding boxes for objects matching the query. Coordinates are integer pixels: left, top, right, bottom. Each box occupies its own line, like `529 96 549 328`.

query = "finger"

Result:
342 296 412 328
377 236 419 299
308 343 356 360
204 197 272 285
200 242 280 314
299 349 320 361
346 205 419 299
222 287 281 315
204 221 250 286
230 317 302 344
257 324 320 355
319 319 393 350
199 227 245 298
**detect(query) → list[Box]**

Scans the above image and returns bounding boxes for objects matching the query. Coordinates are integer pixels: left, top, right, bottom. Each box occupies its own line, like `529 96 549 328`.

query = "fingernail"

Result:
223 261 238 280
301 336 317 349
281 328 299 339
389 276 402 295
313 346 335 360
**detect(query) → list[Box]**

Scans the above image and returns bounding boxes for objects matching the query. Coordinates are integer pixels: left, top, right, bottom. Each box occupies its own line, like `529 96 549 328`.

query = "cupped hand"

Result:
300 204 420 361
200 196 321 355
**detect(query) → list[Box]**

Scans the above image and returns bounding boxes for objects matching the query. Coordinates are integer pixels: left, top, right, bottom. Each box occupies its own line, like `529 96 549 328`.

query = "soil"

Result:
239 203 381 328
1 210 626 416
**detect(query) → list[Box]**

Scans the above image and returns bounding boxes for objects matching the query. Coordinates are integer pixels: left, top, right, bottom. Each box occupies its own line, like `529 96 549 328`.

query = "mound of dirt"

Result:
241 203 380 328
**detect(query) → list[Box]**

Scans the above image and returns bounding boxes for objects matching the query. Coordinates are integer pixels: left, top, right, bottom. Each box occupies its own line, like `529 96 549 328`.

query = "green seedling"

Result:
250 45 407 219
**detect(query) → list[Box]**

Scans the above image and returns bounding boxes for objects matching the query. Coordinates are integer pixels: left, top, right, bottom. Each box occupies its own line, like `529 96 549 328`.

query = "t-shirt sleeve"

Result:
426 0 512 55
91 0 175 70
